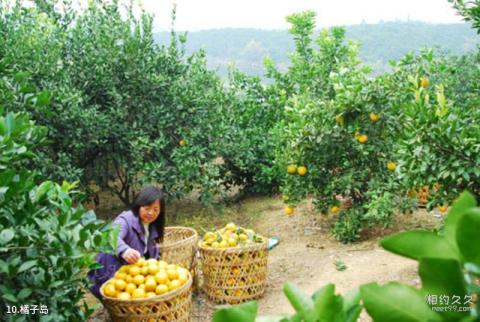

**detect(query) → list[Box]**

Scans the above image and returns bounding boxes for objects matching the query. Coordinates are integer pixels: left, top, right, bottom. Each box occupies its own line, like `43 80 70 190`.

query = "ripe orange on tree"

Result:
287 164 297 174
369 112 380 122
387 162 396 171
357 134 368 143
297 166 308 176
420 77 429 88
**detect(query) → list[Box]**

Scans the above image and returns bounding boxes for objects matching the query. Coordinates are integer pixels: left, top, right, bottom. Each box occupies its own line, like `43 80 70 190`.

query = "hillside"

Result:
154 21 479 78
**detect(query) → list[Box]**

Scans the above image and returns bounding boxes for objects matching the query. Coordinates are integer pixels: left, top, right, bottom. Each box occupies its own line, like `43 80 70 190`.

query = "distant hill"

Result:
153 21 479 79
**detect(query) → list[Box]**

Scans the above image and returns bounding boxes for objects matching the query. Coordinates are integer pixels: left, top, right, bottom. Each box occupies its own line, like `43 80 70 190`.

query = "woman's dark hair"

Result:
131 186 165 242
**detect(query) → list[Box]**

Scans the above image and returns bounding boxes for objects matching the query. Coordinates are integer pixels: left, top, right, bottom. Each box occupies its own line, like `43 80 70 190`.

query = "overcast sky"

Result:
142 0 465 32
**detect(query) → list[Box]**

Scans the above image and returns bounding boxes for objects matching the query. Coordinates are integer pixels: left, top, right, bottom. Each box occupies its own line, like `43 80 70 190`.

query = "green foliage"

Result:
394 57 480 208
0 1 232 206
213 191 480 321
271 11 405 242
0 108 115 321
215 70 283 195
449 0 480 34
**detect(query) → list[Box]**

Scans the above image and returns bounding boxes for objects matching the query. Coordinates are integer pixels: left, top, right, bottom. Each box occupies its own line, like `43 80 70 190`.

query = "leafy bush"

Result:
0 87 115 320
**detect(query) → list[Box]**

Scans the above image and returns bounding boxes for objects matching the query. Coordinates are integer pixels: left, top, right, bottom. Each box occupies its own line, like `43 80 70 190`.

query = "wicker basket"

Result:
158 227 198 269
199 240 268 304
100 274 193 322
158 227 199 291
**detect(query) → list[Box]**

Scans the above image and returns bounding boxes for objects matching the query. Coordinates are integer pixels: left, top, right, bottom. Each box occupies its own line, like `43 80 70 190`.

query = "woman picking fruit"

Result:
88 185 166 299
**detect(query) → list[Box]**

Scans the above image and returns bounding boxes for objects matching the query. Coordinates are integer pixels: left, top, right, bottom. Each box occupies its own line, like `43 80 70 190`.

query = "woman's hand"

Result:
121 248 141 264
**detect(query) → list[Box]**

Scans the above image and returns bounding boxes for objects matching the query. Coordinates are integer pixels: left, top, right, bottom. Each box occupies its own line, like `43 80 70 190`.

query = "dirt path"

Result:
88 196 442 322
251 201 419 321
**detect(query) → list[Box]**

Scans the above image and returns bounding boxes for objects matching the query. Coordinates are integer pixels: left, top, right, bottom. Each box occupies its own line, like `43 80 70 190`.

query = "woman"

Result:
88 186 166 299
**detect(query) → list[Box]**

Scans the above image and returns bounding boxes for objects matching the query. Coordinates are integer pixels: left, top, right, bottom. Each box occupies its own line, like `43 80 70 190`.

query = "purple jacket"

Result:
87 210 160 299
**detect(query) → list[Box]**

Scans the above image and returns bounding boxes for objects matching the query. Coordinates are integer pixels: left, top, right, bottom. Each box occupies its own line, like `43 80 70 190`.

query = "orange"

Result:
219 240 228 248
148 264 159 275
420 77 429 88
131 288 146 299
140 266 149 275
104 284 117 298
155 284 169 295
114 279 127 291
297 166 308 176
331 206 340 214
136 258 146 267
133 274 145 286
203 232 215 241
167 269 179 280
387 162 396 171
357 134 368 143
284 206 294 216
227 237 237 247
287 164 297 174
178 273 188 284
438 205 449 213
117 292 131 300
146 259 158 266
155 271 168 284
119 265 130 273
114 272 127 280
144 277 157 292
369 112 380 122
146 292 157 298
125 283 136 294
129 266 140 276
125 275 133 283
158 260 168 268
169 279 181 290
225 223 237 231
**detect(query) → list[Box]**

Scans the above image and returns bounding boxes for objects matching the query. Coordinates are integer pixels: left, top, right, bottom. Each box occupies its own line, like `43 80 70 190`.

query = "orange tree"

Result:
211 69 286 196
268 11 406 242
0 1 229 206
395 71 480 209
385 45 480 208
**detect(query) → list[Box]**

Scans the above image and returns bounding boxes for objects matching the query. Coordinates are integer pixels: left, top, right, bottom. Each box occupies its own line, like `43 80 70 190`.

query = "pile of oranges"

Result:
102 258 190 300
200 223 265 248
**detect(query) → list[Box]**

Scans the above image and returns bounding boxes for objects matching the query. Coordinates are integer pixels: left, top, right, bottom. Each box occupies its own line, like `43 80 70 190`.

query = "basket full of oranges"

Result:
100 258 192 322
198 223 268 304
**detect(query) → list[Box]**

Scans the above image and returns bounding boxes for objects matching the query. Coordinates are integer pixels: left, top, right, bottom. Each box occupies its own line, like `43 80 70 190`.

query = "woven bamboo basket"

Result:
158 227 198 269
158 227 199 288
199 240 268 304
100 274 193 322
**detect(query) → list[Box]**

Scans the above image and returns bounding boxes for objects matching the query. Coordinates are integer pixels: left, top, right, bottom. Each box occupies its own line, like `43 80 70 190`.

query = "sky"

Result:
142 0 465 32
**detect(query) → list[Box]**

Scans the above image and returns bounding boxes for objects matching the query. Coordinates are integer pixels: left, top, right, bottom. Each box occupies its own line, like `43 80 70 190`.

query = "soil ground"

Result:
86 194 444 322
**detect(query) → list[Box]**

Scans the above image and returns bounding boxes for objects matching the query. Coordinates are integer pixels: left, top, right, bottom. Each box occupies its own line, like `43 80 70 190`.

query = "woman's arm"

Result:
112 216 141 264
112 216 130 257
